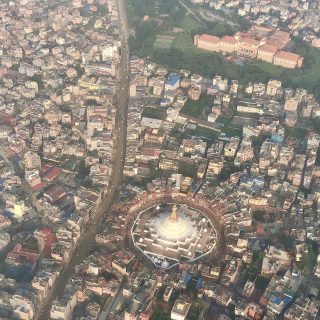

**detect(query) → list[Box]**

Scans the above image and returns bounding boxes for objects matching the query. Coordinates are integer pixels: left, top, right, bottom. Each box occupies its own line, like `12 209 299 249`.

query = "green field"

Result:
216 114 232 125
171 33 192 51
153 35 175 49
178 14 204 32
221 125 242 137
193 125 219 141
285 126 308 139
180 94 212 119
142 106 167 119
154 14 206 53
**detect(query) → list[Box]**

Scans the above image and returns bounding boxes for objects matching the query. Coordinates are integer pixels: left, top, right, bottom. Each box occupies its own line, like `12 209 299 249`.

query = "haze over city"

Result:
0 0 320 319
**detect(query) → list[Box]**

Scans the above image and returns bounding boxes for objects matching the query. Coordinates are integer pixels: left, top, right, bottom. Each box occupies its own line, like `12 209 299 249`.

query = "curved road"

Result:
36 0 130 318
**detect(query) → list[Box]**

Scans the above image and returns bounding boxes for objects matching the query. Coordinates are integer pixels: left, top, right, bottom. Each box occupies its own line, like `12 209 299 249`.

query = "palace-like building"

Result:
194 27 303 69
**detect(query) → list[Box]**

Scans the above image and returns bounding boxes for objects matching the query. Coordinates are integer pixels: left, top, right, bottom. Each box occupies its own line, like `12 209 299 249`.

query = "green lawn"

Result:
153 35 175 49
221 125 242 137
142 106 167 119
180 95 212 119
193 125 219 141
216 115 232 125
171 33 193 51
178 162 197 177
285 126 308 139
178 14 204 32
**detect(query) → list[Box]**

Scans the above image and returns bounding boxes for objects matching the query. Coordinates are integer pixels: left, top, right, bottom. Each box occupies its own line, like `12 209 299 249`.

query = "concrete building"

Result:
9 295 35 320
23 151 41 170
273 51 304 69
171 298 191 320
194 32 303 69
165 73 180 91
257 44 278 63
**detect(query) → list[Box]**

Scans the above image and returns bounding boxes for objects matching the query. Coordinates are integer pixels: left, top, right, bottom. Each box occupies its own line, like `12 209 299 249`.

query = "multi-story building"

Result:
237 36 260 59
194 31 303 69
273 51 304 69
284 297 320 320
266 80 282 96
257 44 278 63
164 73 180 92
23 151 41 170
194 34 220 52
9 295 35 320
171 298 191 320
219 35 238 52
284 98 299 112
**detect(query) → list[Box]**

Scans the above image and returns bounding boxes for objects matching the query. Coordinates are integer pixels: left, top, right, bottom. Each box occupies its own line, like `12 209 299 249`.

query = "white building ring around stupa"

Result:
131 203 218 269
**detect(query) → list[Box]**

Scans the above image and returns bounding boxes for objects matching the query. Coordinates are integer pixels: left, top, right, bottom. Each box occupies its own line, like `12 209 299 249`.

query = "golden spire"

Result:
169 204 179 222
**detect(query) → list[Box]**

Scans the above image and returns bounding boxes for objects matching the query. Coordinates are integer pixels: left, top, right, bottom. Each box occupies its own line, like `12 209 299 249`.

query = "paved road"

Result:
98 277 127 319
35 0 130 318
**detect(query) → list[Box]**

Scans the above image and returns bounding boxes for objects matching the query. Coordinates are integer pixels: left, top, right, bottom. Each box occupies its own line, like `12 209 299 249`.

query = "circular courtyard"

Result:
131 202 219 269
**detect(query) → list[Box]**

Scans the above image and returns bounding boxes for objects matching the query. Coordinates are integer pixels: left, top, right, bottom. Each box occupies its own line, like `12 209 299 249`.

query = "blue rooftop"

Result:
166 74 180 86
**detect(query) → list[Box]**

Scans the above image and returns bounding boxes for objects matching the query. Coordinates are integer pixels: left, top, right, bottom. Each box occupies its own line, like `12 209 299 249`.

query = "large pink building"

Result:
257 44 279 63
273 50 304 69
194 30 304 69
194 34 220 52
236 36 260 59
219 35 238 52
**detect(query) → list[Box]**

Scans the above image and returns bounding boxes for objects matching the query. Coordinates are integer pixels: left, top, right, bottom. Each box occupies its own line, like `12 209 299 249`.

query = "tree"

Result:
300 242 318 274
77 160 90 180
150 161 160 180
178 162 197 178
244 251 264 282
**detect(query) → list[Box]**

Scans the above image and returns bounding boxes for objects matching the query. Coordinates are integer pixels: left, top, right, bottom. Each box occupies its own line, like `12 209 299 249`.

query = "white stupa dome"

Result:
151 204 197 241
